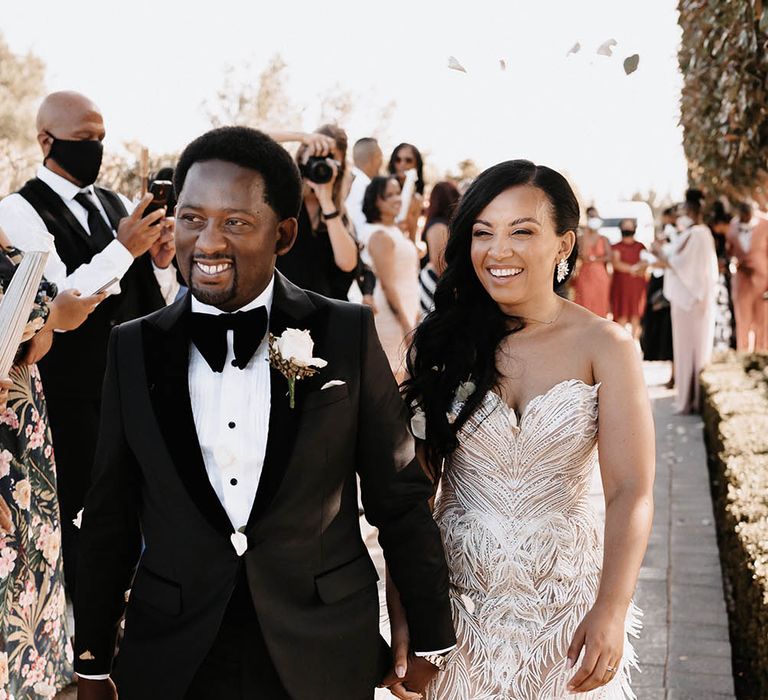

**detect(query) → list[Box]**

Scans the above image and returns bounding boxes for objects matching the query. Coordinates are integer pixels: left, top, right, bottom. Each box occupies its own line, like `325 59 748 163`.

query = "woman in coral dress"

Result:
574 211 612 317
611 221 647 338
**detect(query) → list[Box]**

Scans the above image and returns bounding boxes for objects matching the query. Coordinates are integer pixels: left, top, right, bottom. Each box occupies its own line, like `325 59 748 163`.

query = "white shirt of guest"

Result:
0 165 178 302
188 279 274 531
345 166 371 243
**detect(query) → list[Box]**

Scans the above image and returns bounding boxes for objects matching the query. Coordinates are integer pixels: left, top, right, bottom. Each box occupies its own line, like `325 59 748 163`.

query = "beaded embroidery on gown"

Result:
427 380 641 700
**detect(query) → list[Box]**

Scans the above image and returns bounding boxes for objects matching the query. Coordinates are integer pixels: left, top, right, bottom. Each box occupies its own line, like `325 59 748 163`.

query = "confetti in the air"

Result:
447 56 467 73
623 54 640 75
499 58 507 71
597 39 618 57
566 42 581 57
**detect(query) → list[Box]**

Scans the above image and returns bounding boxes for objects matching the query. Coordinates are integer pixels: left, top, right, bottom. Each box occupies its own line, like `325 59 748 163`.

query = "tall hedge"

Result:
678 0 768 201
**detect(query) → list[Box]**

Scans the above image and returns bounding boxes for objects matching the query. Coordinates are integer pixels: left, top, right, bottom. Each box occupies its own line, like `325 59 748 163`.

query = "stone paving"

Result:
633 363 735 699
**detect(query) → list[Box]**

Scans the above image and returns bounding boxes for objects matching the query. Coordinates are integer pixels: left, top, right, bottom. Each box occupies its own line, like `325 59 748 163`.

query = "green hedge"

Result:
701 353 768 697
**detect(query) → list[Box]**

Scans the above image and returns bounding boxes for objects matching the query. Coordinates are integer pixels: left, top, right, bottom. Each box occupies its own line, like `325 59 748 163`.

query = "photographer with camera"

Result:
268 126 359 300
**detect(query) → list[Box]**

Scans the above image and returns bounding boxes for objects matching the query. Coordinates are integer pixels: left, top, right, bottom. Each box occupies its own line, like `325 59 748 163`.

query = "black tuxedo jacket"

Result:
74 273 455 699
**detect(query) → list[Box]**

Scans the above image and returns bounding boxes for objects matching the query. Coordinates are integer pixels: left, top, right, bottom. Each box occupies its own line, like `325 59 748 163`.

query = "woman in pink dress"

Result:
611 219 647 338
574 208 612 317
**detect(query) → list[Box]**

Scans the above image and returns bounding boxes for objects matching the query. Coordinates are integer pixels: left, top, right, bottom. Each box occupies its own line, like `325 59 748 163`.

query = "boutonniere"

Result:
269 329 328 409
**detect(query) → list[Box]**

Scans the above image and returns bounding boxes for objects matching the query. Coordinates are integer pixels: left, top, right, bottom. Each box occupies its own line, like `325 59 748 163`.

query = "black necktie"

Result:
190 307 269 373
74 192 115 250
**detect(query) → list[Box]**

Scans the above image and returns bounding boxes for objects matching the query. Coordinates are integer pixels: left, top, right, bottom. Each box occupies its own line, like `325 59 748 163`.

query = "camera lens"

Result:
302 156 334 184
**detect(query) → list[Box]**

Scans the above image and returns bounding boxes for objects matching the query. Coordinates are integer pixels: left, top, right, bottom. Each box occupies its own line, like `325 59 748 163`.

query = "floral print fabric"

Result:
0 246 72 699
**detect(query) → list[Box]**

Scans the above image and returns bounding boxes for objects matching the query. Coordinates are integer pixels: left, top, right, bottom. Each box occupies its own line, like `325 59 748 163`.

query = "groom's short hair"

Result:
174 126 302 220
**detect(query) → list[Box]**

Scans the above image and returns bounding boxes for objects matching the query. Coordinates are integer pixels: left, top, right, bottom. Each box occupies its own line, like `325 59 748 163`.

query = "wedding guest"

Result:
363 176 420 381
611 219 647 338
728 201 768 351
0 91 179 597
346 137 383 240
0 229 103 700
269 127 359 300
388 143 425 242
573 206 612 318
709 202 736 351
345 137 383 310
640 207 675 365
655 189 719 413
420 181 460 313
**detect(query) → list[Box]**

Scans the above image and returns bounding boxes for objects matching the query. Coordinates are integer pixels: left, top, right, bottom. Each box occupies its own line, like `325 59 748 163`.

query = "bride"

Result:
389 161 655 699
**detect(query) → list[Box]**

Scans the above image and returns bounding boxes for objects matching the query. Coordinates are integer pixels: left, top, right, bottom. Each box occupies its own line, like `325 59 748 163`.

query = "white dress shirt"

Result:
0 165 179 302
189 279 274 531
345 166 371 243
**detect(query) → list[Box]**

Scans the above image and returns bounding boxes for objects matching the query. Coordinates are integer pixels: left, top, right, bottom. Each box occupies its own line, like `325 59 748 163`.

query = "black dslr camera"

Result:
300 156 334 184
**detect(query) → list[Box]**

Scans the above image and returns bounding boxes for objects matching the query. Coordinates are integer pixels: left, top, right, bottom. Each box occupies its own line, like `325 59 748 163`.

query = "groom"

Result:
74 126 455 699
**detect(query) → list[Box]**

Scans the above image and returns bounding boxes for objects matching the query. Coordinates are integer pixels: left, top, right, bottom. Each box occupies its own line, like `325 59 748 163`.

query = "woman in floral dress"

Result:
0 239 103 699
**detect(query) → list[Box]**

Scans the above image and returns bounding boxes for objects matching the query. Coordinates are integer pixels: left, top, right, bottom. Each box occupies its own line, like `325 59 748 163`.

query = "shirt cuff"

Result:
414 645 456 656
76 673 111 680
152 262 181 305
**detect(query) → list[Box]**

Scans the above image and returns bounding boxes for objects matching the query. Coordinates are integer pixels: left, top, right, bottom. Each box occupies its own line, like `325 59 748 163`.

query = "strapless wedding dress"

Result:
428 380 641 700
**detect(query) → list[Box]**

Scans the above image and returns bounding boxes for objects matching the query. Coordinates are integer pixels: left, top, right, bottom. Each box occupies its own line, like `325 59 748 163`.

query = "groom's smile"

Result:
175 159 298 312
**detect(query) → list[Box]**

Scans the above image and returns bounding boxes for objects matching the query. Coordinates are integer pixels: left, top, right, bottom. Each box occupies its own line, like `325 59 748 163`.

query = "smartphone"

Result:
93 278 119 296
144 180 173 221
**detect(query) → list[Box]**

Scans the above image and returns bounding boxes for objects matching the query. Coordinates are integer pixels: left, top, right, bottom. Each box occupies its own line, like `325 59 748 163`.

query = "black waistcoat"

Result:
18 177 165 400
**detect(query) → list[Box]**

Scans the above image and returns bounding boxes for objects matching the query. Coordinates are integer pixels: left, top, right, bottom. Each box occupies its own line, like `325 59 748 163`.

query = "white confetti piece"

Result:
566 41 581 57
72 508 83 529
447 56 467 73
597 39 617 57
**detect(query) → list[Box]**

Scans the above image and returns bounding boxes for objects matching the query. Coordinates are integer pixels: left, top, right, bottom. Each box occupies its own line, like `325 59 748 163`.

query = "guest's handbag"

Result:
0 251 49 376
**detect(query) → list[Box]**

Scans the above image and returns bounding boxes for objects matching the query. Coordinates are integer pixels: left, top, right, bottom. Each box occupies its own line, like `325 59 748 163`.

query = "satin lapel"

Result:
247 274 326 527
144 295 234 536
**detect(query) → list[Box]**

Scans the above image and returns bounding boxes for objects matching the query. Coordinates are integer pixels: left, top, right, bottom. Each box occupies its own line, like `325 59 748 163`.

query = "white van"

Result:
592 201 656 249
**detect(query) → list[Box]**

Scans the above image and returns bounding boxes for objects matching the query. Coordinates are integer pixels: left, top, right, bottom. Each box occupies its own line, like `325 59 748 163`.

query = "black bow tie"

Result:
190 307 269 373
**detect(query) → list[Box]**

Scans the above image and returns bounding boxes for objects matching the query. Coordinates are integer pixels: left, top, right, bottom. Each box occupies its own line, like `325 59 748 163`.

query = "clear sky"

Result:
3 0 687 203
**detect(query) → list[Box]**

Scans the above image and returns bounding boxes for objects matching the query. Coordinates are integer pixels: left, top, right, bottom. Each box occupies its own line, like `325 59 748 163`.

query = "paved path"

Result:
633 363 735 699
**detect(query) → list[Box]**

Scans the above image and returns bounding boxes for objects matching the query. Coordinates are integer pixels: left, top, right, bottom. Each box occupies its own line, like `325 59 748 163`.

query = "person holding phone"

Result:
0 91 181 597
0 226 105 699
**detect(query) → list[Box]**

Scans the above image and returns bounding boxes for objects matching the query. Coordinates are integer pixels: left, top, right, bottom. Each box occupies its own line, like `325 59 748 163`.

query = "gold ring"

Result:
606 666 617 674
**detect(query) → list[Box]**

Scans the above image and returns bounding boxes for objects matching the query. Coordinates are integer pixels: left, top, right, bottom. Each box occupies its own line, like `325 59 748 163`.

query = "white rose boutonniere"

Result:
269 329 327 408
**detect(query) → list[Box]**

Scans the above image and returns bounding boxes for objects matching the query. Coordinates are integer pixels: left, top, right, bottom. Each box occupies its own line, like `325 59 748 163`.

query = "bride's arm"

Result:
567 322 655 694
382 444 442 698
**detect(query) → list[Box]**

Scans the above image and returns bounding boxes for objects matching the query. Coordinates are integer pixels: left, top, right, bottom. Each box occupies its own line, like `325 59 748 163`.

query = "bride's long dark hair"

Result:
402 160 579 475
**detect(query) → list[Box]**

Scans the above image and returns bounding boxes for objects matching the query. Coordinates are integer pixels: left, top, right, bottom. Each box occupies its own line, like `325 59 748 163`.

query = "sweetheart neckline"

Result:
486 378 599 428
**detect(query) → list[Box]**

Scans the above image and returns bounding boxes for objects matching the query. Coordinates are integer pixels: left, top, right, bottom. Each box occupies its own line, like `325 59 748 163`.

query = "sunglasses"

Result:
395 156 416 164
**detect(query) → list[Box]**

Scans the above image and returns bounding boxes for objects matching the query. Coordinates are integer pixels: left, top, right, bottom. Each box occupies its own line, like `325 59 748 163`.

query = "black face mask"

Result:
45 133 104 186
620 229 635 237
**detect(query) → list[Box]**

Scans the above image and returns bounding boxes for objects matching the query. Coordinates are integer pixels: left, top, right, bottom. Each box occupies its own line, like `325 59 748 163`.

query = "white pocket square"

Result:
321 380 346 390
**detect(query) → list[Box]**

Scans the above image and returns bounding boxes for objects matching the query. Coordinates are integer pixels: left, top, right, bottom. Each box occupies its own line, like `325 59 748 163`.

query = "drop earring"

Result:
556 258 569 283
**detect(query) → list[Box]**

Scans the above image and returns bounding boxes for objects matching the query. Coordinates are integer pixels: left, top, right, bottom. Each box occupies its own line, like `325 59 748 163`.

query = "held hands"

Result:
117 193 166 258
566 603 626 694
149 217 176 269
76 677 118 700
379 614 438 699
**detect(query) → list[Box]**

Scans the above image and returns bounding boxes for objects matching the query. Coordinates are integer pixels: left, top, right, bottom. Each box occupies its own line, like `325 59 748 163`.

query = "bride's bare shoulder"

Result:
562 301 636 354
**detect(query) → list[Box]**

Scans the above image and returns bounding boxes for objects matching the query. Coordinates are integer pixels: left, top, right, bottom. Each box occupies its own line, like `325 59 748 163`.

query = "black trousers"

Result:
47 394 101 598
185 571 291 699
